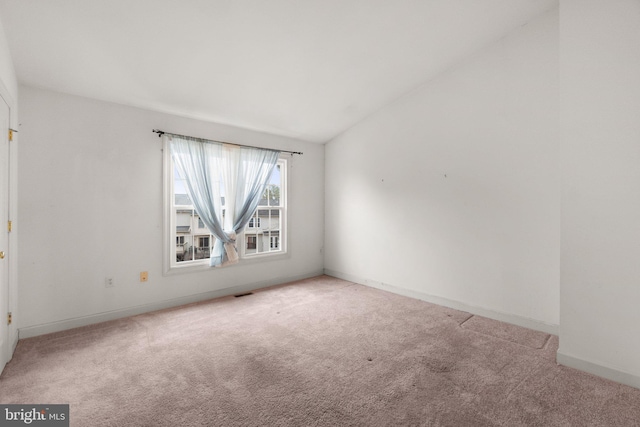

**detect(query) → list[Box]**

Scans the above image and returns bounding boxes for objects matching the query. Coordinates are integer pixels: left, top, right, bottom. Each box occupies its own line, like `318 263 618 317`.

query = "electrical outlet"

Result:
140 271 148 282
105 277 114 288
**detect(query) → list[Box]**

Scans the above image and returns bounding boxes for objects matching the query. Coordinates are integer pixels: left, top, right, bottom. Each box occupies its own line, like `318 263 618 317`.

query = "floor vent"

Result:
234 292 254 298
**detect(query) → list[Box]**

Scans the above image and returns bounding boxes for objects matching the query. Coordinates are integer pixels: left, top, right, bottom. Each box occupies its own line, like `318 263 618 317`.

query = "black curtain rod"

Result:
153 129 303 155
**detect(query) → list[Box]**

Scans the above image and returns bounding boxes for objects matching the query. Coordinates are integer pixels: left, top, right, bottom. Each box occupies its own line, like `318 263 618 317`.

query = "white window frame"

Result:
163 137 288 274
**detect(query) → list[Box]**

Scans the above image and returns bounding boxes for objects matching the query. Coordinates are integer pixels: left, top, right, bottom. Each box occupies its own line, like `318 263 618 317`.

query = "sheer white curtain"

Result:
168 135 279 267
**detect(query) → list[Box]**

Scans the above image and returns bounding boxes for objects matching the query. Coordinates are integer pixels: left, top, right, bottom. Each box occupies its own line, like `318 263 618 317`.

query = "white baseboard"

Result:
557 350 640 390
324 269 559 335
19 270 324 339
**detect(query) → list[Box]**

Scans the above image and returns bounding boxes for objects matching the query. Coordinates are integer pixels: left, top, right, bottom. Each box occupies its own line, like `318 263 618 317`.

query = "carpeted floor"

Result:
1 275 639 426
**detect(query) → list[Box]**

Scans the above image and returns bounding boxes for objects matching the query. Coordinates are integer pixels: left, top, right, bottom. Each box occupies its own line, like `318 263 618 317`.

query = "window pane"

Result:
176 237 192 262
194 235 212 260
246 235 257 253
174 207 215 263
268 209 281 252
174 166 192 205
265 164 281 207
175 207 192 262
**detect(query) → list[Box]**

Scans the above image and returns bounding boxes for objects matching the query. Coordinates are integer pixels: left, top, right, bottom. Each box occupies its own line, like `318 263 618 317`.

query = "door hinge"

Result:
8 129 13 142
7 220 11 232
7 312 11 325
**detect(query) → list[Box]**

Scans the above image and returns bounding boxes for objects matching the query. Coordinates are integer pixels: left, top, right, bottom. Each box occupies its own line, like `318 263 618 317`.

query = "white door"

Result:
0 94 9 372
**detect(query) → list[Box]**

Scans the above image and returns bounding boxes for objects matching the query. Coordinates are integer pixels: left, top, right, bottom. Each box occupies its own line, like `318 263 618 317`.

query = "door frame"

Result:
0 77 18 373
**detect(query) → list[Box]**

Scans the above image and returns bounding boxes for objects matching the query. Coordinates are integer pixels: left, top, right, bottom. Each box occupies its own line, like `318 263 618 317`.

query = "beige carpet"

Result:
1 275 640 426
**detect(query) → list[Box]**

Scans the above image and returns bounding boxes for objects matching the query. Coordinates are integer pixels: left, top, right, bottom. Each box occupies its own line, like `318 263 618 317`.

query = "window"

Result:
198 236 210 248
246 236 257 250
164 140 287 272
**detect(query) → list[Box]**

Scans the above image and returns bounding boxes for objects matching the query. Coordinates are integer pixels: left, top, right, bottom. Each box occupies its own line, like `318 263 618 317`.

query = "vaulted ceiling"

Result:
0 0 557 143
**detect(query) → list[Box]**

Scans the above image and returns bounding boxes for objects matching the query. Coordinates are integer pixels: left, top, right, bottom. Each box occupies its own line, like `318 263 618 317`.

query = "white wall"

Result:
558 0 640 388
17 86 324 336
325 9 560 332
0 15 19 355
0 18 17 105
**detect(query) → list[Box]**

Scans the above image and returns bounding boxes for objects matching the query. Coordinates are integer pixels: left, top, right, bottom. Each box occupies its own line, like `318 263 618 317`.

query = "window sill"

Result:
162 251 290 277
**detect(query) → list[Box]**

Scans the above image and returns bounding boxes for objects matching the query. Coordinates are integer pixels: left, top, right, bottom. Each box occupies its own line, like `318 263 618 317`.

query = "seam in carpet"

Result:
541 333 553 350
458 314 474 326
